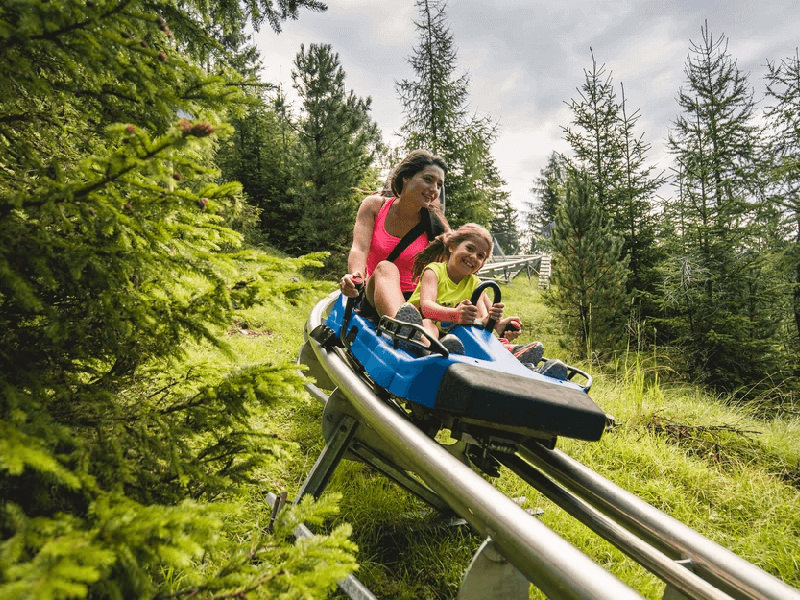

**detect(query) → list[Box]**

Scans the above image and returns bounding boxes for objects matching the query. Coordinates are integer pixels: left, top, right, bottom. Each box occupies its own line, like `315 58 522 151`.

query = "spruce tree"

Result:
663 22 780 388
545 171 630 358
527 151 566 252
617 82 665 314
396 0 468 155
563 51 625 218
0 1 357 597
490 195 521 255
564 53 663 319
764 49 800 356
216 88 301 249
396 0 503 227
290 42 381 270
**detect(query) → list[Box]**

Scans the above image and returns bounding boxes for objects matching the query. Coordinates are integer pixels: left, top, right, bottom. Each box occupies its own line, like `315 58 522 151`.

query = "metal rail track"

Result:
295 292 800 600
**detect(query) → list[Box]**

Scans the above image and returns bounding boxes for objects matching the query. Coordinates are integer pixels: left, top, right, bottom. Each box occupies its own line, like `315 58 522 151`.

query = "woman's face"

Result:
400 165 445 208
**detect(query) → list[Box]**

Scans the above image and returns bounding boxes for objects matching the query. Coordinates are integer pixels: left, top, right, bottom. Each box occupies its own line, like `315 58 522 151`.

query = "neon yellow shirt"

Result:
408 261 480 330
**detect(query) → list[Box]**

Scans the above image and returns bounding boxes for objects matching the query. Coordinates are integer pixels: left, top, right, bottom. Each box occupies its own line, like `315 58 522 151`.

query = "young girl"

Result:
394 224 544 364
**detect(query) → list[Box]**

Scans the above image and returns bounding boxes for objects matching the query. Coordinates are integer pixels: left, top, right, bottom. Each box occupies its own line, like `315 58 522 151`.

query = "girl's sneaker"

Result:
511 341 544 366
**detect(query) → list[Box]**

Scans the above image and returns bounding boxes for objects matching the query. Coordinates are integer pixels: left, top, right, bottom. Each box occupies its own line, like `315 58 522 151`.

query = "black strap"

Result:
386 207 444 262
385 207 444 263
386 220 426 263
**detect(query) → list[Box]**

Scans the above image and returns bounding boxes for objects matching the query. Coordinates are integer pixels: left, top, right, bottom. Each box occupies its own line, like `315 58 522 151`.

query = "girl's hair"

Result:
412 223 493 279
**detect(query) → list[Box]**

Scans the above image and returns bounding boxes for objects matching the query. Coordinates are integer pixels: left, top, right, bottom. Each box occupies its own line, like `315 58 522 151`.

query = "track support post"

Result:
457 537 530 599
294 410 358 502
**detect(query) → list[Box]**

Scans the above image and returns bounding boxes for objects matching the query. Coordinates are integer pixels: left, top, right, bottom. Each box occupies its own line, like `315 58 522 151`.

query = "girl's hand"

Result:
496 315 521 340
455 300 479 324
488 302 505 324
340 272 363 297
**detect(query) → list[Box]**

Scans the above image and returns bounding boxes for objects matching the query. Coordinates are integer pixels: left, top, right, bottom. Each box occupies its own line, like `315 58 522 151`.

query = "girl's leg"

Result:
422 319 440 340
421 318 464 354
366 261 406 317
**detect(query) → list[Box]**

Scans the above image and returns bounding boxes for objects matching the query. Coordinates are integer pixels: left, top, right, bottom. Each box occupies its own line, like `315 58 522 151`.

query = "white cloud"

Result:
254 0 799 214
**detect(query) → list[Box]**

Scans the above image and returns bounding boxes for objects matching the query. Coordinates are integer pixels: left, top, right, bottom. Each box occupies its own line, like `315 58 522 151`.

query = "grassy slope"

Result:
208 262 799 599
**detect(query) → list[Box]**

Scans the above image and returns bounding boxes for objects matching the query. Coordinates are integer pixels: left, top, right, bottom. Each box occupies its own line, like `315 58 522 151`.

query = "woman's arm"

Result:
341 195 382 296
348 195 382 274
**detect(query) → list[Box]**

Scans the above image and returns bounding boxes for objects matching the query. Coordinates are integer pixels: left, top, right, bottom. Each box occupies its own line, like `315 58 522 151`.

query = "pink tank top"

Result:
366 197 430 293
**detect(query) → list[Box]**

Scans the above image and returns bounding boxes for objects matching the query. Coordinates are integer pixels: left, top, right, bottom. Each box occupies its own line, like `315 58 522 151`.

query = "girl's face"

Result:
447 236 490 281
401 165 445 208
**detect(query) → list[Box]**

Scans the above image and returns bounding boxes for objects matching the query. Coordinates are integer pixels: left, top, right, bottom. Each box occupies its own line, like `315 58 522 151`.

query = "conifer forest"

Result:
0 0 798 598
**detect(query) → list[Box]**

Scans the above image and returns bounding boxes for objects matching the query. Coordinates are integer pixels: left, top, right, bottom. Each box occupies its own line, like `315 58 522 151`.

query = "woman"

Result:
339 149 449 320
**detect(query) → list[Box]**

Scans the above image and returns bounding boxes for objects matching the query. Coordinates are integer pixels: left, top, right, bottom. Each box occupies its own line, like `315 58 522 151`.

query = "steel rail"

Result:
302 293 799 600
480 256 540 270
498 453 735 600
304 293 643 600
518 443 800 600
265 492 378 600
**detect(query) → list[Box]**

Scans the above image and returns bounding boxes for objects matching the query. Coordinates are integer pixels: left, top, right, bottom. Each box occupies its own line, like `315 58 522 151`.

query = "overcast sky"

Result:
254 1 798 213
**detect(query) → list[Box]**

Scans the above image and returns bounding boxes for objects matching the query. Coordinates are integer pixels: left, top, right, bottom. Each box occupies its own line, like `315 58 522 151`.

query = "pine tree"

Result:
545 171 630 358
527 151 566 252
617 82 665 313
764 49 800 357
396 0 503 227
663 22 780 388
564 53 663 318
0 1 357 597
290 43 381 270
563 51 625 218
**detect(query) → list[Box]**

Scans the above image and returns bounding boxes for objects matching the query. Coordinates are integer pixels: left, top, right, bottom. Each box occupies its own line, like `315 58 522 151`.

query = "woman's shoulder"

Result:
357 193 388 217
363 193 390 207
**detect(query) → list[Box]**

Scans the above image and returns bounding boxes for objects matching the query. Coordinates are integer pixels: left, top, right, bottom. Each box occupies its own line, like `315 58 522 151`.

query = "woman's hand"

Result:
340 272 364 297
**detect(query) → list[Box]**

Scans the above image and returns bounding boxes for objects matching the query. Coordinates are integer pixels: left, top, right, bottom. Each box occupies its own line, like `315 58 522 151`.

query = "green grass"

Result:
184 261 800 599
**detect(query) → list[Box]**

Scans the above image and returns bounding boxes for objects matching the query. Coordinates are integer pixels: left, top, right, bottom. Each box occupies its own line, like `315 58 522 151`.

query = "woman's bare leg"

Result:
366 261 406 317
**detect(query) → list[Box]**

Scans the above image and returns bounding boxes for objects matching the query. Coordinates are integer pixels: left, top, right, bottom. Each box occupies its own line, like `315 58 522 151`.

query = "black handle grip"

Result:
341 276 365 345
470 281 501 333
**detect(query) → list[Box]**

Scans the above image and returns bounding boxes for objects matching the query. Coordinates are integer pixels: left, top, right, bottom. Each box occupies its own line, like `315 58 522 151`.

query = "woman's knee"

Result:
371 261 401 281
367 262 399 299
